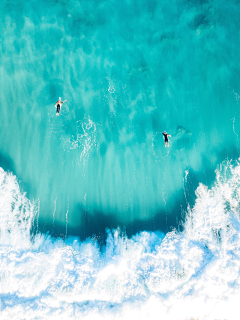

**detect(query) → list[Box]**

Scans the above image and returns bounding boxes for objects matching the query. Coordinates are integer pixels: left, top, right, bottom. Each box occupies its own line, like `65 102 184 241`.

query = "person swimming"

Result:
162 131 171 147
55 97 67 116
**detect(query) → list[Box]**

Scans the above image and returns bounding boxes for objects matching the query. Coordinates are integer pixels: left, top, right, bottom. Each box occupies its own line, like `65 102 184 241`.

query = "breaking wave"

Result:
1 160 240 319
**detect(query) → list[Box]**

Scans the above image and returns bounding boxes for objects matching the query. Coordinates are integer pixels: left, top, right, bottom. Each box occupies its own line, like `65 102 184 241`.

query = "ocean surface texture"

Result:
1 0 240 319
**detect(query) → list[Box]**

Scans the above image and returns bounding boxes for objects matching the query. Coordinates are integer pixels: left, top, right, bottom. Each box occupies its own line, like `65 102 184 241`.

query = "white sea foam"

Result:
0 168 36 248
1 161 240 319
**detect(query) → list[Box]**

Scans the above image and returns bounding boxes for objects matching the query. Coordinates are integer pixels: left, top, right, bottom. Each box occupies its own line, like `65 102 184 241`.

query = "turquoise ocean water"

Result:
1 0 240 318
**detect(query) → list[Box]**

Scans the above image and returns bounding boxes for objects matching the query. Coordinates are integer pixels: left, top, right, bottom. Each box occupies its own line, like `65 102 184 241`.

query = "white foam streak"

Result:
2 161 240 319
62 117 97 164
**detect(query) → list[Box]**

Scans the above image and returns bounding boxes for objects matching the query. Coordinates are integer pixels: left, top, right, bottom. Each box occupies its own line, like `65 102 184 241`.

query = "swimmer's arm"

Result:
168 135 171 137
62 100 67 103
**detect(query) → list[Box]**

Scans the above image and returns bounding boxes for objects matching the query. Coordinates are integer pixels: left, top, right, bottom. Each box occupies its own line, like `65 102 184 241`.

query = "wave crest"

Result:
1 161 240 319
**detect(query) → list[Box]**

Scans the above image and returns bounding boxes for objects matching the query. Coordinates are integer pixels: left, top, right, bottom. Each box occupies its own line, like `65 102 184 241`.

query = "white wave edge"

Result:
1 162 240 319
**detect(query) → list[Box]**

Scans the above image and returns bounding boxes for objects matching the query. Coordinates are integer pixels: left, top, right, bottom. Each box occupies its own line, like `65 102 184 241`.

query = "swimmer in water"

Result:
162 131 171 147
55 97 67 116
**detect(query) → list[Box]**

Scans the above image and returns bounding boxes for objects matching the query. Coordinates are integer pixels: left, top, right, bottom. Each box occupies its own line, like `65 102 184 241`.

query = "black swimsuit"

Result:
163 133 168 142
56 104 61 113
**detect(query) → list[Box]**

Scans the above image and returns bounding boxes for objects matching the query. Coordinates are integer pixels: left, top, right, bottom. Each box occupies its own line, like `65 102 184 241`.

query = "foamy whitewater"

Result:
1 160 240 319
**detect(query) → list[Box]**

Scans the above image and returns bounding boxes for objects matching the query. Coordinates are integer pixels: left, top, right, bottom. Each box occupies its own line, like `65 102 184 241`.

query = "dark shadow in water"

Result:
33 144 240 246
35 196 186 248
0 151 35 201
0 152 16 174
34 185 195 247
